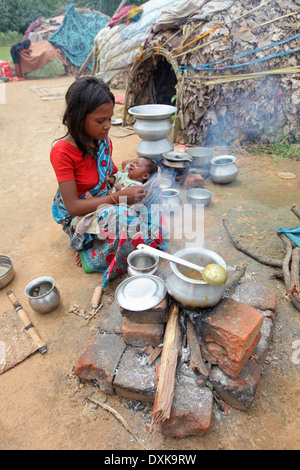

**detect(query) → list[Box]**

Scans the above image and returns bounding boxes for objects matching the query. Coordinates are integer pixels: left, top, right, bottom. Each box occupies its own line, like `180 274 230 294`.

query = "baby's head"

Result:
127 157 158 183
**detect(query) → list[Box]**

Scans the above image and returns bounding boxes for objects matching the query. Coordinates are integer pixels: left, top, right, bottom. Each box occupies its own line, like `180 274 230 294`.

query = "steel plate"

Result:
115 275 167 311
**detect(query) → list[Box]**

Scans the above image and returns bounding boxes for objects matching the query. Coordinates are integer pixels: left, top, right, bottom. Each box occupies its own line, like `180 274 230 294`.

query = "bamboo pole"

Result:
6 290 47 354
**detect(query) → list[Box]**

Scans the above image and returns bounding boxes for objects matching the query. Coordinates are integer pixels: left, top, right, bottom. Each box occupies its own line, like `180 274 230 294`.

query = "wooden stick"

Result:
223 218 282 267
288 247 300 299
291 204 300 221
91 285 103 309
6 290 47 354
186 318 209 378
224 265 246 292
151 302 180 429
277 234 300 312
87 397 148 450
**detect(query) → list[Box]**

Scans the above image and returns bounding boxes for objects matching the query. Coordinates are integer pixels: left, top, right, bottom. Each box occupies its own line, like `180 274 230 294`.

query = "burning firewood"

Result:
151 302 181 430
186 318 209 379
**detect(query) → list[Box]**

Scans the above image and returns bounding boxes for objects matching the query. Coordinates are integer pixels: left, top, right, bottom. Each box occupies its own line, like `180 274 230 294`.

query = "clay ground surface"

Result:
0 76 299 451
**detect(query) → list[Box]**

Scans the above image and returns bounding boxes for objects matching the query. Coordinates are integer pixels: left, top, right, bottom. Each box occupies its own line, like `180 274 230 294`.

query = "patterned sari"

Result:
51 138 168 287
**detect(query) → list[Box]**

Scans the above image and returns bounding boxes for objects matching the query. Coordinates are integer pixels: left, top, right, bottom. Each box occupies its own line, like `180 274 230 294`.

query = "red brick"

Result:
209 360 262 411
113 348 156 403
230 280 276 312
202 331 261 379
160 377 213 437
74 332 126 393
122 317 165 347
200 298 264 362
120 297 168 324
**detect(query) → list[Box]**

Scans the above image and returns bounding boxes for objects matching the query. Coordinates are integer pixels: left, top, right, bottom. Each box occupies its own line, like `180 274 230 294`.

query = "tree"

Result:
0 0 66 33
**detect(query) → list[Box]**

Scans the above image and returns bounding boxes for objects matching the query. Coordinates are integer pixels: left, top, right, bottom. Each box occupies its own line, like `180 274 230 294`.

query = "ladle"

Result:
137 244 227 286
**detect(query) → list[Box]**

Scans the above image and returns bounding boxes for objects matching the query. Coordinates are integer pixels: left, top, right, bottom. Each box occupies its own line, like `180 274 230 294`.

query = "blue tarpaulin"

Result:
48 2 109 69
277 226 300 247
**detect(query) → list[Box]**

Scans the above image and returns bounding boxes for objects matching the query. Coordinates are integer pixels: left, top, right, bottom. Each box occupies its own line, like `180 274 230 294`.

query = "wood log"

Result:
288 247 300 299
224 265 246 292
151 302 180 429
278 233 300 312
223 218 282 267
91 285 103 309
291 204 300 221
186 318 209 378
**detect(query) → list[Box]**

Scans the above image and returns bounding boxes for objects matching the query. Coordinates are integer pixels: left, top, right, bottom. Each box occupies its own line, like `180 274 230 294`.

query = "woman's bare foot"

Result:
75 251 82 267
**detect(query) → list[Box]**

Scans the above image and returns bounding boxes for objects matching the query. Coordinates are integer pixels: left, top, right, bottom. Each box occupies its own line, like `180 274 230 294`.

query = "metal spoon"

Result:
137 244 227 286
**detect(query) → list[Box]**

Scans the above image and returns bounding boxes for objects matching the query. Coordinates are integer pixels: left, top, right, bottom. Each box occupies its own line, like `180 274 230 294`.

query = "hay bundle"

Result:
124 0 300 146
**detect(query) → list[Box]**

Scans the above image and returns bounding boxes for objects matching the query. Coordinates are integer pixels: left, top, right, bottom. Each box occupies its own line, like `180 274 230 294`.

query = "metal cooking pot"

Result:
185 147 214 167
25 276 60 314
209 155 239 184
166 247 226 309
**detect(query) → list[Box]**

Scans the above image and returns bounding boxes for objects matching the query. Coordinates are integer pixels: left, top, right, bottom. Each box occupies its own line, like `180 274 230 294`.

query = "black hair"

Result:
139 157 158 176
62 76 115 159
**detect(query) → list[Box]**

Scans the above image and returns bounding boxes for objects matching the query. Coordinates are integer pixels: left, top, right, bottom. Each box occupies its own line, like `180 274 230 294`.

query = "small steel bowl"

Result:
25 276 60 314
127 250 159 277
159 177 172 189
0 255 15 289
186 188 212 207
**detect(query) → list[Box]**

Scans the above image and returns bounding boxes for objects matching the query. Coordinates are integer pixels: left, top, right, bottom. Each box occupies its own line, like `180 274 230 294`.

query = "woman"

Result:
50 76 167 287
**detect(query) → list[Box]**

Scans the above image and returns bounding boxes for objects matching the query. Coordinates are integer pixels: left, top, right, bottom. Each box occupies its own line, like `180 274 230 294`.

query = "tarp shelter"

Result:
48 2 110 70
117 0 300 147
12 39 68 79
93 0 184 83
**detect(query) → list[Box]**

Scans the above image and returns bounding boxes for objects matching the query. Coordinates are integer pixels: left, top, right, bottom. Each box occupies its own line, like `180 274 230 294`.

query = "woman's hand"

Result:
117 185 146 204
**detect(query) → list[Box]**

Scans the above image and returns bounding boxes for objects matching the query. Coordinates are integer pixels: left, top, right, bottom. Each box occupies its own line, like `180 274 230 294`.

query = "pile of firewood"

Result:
223 204 300 312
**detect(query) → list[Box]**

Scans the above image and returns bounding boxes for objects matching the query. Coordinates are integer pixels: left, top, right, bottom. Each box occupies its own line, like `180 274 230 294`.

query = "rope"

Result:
191 66 300 86
173 0 274 57
174 10 300 58
179 46 300 72
178 34 300 70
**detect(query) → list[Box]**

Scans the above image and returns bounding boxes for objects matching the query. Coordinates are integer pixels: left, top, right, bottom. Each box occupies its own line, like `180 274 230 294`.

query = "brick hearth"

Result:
74 276 276 438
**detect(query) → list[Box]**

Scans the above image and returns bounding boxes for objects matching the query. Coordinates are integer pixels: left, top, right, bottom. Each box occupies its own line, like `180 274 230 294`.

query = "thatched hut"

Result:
122 0 300 147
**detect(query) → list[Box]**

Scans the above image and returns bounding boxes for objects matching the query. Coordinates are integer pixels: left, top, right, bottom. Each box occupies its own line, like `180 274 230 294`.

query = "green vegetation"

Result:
0 0 148 34
251 137 300 161
0 45 12 61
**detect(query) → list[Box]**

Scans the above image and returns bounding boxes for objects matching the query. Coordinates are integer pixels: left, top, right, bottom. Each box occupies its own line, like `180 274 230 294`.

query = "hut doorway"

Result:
124 46 181 125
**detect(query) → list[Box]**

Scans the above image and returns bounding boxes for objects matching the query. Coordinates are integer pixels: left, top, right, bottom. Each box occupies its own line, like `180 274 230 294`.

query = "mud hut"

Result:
122 0 300 147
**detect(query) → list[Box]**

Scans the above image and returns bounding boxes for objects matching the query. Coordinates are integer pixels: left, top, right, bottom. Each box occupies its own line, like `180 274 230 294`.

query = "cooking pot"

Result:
166 247 226 309
25 276 60 314
209 155 239 184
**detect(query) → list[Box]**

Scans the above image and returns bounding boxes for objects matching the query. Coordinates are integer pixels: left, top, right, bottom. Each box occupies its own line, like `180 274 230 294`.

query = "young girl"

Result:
50 77 167 286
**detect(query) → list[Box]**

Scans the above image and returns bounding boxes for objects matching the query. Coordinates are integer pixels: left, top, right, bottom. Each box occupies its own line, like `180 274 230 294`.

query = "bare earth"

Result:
0 76 299 451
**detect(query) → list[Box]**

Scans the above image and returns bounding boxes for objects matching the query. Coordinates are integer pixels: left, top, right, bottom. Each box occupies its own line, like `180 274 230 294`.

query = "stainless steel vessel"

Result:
128 104 177 160
0 255 15 289
209 155 239 184
166 247 226 309
25 276 60 314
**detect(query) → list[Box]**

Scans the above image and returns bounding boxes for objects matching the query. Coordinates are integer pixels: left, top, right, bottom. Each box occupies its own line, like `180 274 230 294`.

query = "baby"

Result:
106 156 158 192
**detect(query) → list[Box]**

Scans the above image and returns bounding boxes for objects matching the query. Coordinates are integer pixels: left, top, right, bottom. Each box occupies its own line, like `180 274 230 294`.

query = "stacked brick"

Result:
74 278 276 438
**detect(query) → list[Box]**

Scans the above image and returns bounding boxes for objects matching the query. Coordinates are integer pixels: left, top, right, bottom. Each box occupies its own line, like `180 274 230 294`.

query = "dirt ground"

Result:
0 75 299 451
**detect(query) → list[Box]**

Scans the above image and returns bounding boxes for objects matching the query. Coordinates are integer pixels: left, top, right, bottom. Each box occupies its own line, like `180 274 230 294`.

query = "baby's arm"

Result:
106 175 116 186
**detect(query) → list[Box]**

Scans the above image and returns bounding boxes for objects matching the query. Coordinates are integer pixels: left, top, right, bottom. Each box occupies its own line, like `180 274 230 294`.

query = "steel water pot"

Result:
209 155 239 184
25 276 60 314
166 247 226 309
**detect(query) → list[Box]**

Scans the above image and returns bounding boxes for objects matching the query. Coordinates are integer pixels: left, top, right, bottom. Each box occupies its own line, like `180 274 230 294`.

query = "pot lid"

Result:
162 151 192 162
115 275 167 311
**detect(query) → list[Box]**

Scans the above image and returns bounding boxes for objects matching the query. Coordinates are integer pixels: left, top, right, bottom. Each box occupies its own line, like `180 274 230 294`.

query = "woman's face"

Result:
83 101 114 143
